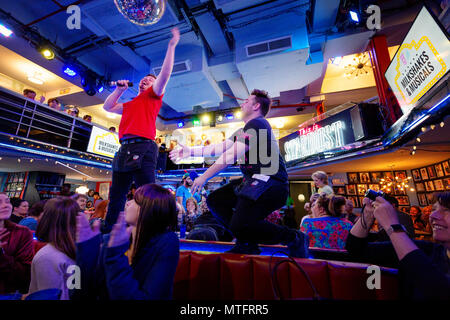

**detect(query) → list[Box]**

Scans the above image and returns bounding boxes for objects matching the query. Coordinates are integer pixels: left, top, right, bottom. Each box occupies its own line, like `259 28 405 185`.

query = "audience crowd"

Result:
1 176 449 300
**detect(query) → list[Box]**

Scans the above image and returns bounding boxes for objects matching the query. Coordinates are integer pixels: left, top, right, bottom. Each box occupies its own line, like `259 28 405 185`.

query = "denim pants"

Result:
206 177 295 245
103 140 158 233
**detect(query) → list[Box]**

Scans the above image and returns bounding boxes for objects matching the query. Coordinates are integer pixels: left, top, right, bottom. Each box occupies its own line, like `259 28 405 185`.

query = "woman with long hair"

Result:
28 197 79 300
300 193 352 249
346 192 450 299
75 183 179 300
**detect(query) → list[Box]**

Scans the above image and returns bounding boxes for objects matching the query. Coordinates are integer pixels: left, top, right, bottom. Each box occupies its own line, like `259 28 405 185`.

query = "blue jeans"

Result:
103 140 158 233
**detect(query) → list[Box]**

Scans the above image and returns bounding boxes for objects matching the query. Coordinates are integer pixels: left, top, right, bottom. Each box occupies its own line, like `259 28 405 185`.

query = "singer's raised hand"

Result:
116 80 129 92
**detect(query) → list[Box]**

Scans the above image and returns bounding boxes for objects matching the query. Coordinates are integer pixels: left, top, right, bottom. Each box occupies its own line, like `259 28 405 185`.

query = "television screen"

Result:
385 6 450 115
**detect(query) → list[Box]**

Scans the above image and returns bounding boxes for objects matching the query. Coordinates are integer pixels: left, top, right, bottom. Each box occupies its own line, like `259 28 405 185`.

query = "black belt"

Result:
120 138 152 145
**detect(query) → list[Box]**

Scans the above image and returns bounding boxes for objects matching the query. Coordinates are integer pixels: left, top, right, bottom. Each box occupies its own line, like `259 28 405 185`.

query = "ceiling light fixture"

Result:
0 24 13 37
344 52 371 78
40 48 55 60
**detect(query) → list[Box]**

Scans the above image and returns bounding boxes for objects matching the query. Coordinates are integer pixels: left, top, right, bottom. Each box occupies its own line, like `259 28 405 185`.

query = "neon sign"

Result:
284 121 346 161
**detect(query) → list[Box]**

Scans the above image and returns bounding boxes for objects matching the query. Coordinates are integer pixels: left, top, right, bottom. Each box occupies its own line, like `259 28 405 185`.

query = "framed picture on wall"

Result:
347 196 359 208
394 171 407 179
368 184 380 191
427 166 437 179
382 171 394 180
443 178 450 190
394 187 406 195
333 186 346 195
416 182 425 192
347 173 359 184
398 206 410 214
420 167 429 180
434 179 444 191
358 197 365 207
443 161 450 176
370 172 382 183
417 193 427 206
425 180 435 191
346 184 357 195
435 163 445 177
411 169 421 181
426 193 435 205
357 184 368 195
396 196 410 206
359 172 371 183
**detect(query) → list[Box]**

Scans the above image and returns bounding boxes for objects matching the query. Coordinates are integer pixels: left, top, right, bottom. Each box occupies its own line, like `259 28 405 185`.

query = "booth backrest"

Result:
173 251 399 300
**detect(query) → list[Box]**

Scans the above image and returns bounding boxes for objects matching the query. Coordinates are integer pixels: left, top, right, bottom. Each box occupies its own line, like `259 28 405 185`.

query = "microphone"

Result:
109 81 134 87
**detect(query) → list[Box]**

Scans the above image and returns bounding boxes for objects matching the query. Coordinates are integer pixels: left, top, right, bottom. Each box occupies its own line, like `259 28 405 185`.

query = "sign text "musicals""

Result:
284 121 346 161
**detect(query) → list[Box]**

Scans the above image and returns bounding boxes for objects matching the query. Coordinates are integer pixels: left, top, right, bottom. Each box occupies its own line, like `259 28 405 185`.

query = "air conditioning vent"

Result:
153 60 191 76
246 36 292 57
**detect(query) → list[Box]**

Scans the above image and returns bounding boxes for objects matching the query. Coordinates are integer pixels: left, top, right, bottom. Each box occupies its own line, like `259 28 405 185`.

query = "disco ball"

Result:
114 0 166 26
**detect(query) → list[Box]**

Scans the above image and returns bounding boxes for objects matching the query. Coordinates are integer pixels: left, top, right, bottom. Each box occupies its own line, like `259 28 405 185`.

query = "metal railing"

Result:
0 86 108 154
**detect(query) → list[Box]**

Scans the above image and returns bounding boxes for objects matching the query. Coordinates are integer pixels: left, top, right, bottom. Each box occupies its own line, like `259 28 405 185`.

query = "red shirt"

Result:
119 86 164 140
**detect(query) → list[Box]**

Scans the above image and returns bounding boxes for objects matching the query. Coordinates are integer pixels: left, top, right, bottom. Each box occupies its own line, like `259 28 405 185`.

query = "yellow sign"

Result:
87 126 120 158
385 6 450 114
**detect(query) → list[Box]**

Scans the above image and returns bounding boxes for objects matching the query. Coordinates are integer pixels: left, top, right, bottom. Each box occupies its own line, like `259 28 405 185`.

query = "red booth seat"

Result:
173 251 399 300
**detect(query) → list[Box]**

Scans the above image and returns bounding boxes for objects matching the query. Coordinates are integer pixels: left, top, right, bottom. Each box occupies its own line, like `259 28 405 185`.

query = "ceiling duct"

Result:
153 60 192 76
246 36 292 58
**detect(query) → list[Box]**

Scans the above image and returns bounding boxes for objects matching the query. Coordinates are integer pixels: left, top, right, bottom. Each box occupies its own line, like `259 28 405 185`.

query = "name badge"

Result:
252 174 270 182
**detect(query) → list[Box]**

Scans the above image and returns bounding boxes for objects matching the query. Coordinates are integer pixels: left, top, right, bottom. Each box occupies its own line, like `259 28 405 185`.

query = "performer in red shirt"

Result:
102 27 180 233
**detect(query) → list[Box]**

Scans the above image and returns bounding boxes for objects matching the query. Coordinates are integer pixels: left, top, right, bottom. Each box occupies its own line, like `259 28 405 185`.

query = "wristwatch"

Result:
386 224 407 236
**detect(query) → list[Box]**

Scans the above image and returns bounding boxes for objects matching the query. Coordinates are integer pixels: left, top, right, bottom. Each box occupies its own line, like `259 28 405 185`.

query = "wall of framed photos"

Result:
1 172 29 199
411 159 450 206
332 170 412 211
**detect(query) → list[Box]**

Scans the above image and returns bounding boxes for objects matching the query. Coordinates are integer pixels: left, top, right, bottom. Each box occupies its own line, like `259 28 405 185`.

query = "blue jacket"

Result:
73 231 179 300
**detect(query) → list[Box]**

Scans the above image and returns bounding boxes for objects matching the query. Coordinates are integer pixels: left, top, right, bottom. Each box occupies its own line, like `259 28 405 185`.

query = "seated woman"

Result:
9 198 29 224
74 184 179 300
311 171 333 195
345 192 450 300
184 197 200 232
28 197 78 300
0 193 34 295
89 199 109 226
187 195 233 242
300 194 352 249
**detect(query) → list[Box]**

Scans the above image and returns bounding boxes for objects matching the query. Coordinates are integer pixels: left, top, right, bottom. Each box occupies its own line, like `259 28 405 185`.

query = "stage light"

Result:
440 121 445 127
97 86 104 93
202 114 211 124
193 119 201 126
235 111 242 119
64 67 77 77
0 24 13 37
416 137 421 142
41 48 55 60
225 114 234 120
349 10 359 23
217 115 223 122
177 121 184 128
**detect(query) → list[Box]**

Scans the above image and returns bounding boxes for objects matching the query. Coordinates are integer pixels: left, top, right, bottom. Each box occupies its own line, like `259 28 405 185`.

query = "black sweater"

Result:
345 233 450 300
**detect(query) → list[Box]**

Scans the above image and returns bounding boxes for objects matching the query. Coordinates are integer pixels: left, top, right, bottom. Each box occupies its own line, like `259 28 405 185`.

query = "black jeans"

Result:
206 178 295 245
103 140 158 233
